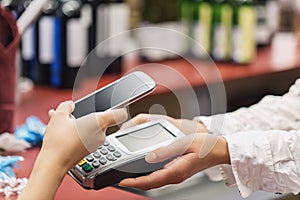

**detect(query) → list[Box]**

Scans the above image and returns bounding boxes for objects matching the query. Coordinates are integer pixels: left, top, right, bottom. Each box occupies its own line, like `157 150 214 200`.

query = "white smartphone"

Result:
72 71 156 118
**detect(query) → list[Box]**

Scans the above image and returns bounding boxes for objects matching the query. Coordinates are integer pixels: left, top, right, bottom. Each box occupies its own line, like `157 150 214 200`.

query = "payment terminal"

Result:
68 120 185 190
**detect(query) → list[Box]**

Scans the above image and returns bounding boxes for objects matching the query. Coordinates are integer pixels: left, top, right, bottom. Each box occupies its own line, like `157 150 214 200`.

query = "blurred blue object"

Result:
0 156 24 180
15 116 46 146
0 156 23 170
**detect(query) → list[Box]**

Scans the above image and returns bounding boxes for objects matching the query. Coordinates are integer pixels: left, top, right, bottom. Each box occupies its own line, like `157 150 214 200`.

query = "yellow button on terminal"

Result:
78 159 87 167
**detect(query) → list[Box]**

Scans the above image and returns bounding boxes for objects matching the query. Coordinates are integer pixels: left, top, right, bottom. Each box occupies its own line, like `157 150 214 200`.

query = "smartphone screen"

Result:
72 73 154 118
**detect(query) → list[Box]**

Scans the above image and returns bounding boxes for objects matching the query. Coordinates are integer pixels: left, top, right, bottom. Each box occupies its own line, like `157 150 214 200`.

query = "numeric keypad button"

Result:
86 155 94 162
106 154 116 161
93 151 101 158
99 157 107 165
113 151 121 158
100 149 108 155
92 160 100 168
107 145 116 152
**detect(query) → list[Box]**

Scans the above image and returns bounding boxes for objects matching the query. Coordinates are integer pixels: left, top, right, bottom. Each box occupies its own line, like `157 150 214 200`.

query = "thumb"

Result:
145 134 196 163
97 108 128 129
74 108 128 153
55 100 75 114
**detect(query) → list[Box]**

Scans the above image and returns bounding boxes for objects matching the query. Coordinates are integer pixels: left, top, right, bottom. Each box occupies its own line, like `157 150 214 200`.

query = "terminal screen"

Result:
116 124 175 152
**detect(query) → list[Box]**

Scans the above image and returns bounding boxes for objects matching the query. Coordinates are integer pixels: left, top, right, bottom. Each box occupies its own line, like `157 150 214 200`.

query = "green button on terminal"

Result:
82 163 93 173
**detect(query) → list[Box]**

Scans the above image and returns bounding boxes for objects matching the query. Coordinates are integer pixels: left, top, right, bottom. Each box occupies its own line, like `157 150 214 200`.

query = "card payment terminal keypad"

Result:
77 141 122 173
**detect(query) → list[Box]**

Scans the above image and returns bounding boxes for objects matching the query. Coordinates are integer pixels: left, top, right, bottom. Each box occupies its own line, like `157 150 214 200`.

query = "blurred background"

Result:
1 0 299 88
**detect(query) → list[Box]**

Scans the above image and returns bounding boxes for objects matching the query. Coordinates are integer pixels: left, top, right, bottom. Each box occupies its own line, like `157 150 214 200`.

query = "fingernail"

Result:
145 152 157 163
68 100 75 109
112 108 128 122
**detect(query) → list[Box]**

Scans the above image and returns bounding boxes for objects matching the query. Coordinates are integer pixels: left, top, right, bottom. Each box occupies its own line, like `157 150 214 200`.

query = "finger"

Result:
163 157 180 168
119 119 138 130
145 134 196 163
177 119 207 135
120 154 194 190
121 114 169 130
119 168 171 190
120 114 151 130
48 109 55 118
97 108 128 129
55 100 75 115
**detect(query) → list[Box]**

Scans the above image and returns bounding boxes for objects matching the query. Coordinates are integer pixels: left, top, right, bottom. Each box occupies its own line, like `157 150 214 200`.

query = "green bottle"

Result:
232 0 256 64
191 0 213 59
211 0 233 61
143 0 180 23
181 0 194 38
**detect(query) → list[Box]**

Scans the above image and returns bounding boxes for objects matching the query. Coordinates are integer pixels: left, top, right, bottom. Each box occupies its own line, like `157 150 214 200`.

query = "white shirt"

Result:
195 78 300 198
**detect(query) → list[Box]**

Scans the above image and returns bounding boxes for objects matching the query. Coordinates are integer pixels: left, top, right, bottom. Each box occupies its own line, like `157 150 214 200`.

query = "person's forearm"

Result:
18 150 69 200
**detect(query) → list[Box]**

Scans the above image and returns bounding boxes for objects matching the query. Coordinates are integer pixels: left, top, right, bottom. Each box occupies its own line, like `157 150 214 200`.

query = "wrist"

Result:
38 137 89 172
35 155 69 180
37 148 72 175
19 150 69 200
214 137 231 165
197 121 209 133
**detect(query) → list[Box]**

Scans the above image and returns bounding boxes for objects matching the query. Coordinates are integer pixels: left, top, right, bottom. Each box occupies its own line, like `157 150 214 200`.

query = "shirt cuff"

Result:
194 116 236 183
224 131 275 198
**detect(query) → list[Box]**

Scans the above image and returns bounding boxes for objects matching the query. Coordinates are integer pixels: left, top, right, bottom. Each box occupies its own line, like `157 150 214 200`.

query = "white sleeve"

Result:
224 130 300 198
195 78 300 134
193 78 300 196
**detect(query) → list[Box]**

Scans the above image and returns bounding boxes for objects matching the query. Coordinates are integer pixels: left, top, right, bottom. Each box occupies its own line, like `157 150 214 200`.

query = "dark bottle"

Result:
181 0 194 35
255 0 271 46
95 0 129 74
18 0 37 79
138 0 183 61
278 0 294 32
82 0 97 53
34 0 59 85
191 0 213 59
52 0 91 88
211 0 233 61
84 0 109 76
232 0 256 64
142 0 180 24
180 0 195 56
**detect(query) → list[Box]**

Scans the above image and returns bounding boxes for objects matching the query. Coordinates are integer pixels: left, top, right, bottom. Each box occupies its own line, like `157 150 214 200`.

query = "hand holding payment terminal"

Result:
68 120 185 190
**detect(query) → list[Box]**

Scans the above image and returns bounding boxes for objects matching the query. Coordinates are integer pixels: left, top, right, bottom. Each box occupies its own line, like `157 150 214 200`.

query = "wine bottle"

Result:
232 0 256 64
95 0 129 74
191 0 213 59
52 0 91 88
211 0 233 61
180 0 194 56
34 0 58 85
255 0 272 46
19 0 37 79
